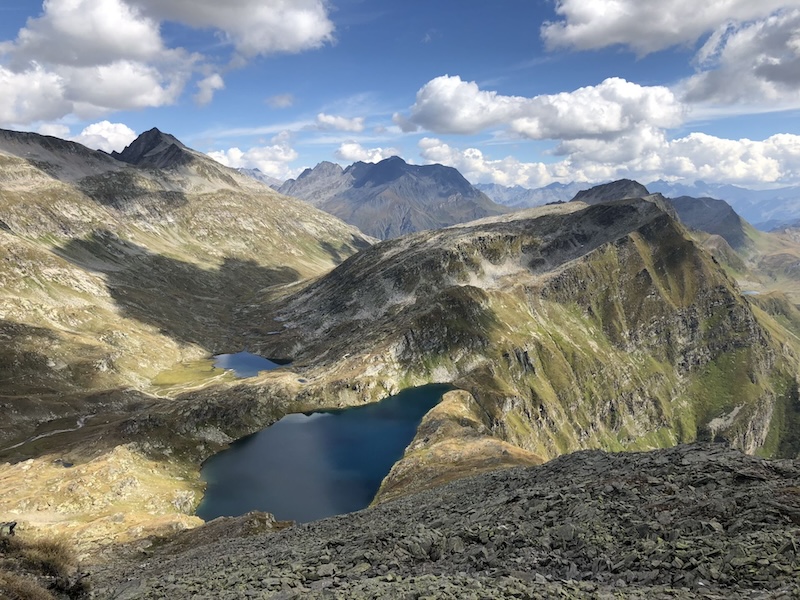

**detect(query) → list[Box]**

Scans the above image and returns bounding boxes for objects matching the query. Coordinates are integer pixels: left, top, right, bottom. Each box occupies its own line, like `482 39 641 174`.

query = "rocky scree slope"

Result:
278 156 507 239
91 443 800 599
223 196 800 500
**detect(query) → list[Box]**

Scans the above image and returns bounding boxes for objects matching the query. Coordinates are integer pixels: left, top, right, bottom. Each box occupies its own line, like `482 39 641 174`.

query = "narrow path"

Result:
1 415 93 452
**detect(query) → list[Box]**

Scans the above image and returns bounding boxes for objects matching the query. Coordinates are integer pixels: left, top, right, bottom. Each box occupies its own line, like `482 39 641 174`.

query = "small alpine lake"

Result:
196 383 454 523
213 351 288 378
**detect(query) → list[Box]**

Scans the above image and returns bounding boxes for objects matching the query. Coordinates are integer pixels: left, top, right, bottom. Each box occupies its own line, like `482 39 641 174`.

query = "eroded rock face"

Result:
90 443 800 599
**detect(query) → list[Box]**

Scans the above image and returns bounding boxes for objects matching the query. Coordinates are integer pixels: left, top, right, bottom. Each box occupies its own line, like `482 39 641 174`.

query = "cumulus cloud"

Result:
315 113 365 132
419 133 800 189
541 0 793 55
418 138 554 187
681 9 800 109
72 120 137 152
0 0 193 125
0 65 70 124
194 73 225 106
396 75 684 141
560 130 800 186
9 0 163 68
131 0 334 57
37 123 71 138
335 142 400 163
266 93 294 108
207 131 299 179
0 0 334 127
64 60 187 116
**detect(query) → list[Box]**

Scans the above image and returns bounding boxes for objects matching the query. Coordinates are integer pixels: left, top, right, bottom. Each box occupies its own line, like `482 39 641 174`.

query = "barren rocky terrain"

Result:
91 443 800 599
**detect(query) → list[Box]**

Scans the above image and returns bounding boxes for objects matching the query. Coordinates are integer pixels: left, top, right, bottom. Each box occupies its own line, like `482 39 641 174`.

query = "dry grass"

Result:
16 538 75 579
0 570 55 600
0 535 87 599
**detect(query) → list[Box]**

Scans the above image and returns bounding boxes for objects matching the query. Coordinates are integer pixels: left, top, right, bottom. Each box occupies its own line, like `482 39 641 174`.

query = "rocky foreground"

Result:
92 444 799 599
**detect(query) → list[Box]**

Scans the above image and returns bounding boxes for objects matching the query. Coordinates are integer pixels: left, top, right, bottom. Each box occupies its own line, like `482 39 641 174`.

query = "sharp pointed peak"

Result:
112 127 193 168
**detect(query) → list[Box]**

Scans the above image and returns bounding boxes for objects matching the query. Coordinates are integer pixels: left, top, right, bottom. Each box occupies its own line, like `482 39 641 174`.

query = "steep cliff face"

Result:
256 198 798 476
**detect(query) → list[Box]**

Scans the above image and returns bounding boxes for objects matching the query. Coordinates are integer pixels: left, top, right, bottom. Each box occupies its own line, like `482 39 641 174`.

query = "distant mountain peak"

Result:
278 157 507 239
111 127 194 169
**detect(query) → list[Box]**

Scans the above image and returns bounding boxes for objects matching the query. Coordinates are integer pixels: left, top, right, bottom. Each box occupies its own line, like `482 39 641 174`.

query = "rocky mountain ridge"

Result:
473 177 800 230
278 157 507 239
648 179 800 229
570 179 651 204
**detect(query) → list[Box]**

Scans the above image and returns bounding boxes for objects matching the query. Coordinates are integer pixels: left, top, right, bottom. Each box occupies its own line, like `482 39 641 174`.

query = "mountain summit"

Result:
278 156 507 239
571 179 650 204
111 127 196 169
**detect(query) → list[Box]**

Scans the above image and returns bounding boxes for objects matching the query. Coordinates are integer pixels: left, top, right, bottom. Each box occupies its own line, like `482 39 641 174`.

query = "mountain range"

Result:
472 178 800 230
474 181 585 207
277 157 507 239
647 179 800 228
1 128 799 597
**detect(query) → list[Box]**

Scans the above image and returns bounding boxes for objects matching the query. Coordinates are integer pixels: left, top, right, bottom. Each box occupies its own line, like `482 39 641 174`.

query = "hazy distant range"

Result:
475 180 800 231
243 165 800 232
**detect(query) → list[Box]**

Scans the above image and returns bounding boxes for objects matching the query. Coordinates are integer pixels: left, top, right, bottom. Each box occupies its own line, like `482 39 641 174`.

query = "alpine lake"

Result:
198 352 452 523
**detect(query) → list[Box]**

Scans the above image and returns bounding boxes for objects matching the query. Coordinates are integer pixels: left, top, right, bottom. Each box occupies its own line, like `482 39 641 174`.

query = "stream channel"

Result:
196 383 453 523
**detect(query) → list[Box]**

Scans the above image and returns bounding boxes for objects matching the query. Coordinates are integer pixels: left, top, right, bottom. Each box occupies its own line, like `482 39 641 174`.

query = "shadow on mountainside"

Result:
54 231 299 351
0 319 117 397
77 170 190 211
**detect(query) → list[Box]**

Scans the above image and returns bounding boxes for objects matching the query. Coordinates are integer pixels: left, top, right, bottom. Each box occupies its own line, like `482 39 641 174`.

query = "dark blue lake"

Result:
214 351 285 378
196 384 453 523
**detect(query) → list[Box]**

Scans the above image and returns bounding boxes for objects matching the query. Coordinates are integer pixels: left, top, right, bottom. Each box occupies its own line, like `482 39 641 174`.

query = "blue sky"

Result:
1 0 800 188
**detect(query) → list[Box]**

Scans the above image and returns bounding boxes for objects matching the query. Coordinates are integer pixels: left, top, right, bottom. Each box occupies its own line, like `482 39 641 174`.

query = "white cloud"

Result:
194 73 225 106
36 123 71 138
207 131 299 179
266 93 294 108
396 75 684 140
418 138 554 187
541 0 794 55
0 0 334 127
335 142 400 163
573 131 800 186
10 0 164 68
394 75 524 134
514 79 683 140
0 65 69 124
72 120 137 152
131 0 335 57
681 9 800 110
419 133 800 189
64 60 187 116
315 113 365 132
